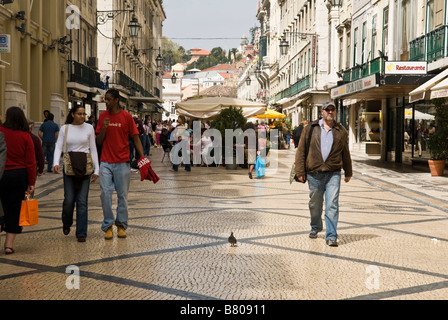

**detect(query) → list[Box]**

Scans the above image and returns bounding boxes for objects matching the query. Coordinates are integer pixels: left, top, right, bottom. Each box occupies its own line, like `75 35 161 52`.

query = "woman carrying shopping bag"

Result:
0 107 36 254
53 105 99 242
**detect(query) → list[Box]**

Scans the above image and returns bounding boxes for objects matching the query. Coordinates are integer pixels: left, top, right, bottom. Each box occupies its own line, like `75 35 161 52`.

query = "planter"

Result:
428 159 446 176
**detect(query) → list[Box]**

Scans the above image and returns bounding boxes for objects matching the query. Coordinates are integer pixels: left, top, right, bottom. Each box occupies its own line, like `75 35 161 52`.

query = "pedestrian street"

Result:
0 146 447 302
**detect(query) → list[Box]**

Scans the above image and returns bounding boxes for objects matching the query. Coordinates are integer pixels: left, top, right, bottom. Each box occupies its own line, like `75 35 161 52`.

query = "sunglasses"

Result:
324 108 336 112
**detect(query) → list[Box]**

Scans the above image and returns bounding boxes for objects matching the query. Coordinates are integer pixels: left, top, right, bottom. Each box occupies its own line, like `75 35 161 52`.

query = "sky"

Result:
162 0 260 53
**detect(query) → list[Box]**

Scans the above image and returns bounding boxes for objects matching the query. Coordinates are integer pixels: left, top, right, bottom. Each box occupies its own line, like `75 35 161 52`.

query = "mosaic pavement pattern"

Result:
0 147 447 301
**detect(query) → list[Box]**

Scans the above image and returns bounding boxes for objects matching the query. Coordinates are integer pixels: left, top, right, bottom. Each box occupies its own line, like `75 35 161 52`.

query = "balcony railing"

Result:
115 70 152 98
342 57 384 82
410 25 447 62
274 75 310 103
68 60 101 88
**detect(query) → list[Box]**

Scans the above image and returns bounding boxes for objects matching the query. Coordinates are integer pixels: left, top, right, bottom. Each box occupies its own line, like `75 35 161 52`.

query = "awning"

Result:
430 76 448 99
254 109 286 120
175 96 266 119
405 108 435 120
130 96 163 104
409 68 448 102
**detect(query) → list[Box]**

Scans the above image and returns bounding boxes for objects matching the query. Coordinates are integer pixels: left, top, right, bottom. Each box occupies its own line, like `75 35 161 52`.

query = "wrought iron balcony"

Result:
274 75 310 103
410 25 447 62
68 60 101 88
342 57 383 82
115 70 152 97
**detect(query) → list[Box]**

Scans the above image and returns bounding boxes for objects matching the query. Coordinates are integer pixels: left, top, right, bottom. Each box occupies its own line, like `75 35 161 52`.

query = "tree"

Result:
162 37 191 71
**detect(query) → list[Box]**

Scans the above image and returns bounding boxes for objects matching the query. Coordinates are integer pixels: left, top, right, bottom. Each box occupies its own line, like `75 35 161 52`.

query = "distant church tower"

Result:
240 35 248 53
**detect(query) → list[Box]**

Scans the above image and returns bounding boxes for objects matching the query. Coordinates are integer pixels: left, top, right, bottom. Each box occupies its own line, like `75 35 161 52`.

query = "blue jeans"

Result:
307 171 341 241
62 173 91 238
100 162 131 231
140 134 150 156
42 142 55 171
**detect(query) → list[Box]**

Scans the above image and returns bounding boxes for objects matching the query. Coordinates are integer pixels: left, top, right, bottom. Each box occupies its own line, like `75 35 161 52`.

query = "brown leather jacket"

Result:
294 120 352 178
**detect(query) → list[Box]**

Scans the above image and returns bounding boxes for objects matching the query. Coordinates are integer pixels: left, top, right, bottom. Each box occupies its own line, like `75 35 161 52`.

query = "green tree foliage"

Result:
186 46 231 71
162 37 191 70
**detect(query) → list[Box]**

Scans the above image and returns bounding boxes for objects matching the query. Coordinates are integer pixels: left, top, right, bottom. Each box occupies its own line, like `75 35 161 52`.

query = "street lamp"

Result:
137 47 164 69
171 74 177 84
279 38 289 56
128 15 142 38
279 32 317 55
96 7 141 38
328 0 343 7
246 76 251 86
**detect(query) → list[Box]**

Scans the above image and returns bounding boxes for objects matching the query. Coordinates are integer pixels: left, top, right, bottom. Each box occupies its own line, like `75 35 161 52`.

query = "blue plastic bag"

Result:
255 155 265 178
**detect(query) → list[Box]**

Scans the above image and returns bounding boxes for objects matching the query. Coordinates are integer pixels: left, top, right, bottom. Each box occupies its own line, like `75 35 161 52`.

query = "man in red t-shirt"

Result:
96 88 144 240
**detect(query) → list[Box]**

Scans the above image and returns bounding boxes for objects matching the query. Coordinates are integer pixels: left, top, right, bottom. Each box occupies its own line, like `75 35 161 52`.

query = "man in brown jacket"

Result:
294 102 352 247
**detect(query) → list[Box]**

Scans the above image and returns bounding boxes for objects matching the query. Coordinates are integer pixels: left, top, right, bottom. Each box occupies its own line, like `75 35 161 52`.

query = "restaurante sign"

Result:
384 61 427 75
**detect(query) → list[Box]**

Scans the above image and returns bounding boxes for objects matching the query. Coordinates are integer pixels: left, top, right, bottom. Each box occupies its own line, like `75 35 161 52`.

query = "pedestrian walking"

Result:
38 112 59 172
0 107 36 254
142 118 152 156
28 119 45 178
170 115 191 172
155 120 163 148
96 88 144 240
53 105 99 242
292 121 306 148
294 102 352 247
0 131 6 237
244 122 258 179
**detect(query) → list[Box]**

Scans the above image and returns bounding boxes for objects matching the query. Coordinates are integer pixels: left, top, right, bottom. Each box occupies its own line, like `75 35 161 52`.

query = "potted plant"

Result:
427 98 448 176
211 106 247 169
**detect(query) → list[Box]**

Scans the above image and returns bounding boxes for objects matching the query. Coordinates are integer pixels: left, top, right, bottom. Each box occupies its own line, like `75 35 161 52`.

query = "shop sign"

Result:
385 61 427 75
0 34 10 53
330 74 377 99
430 89 448 99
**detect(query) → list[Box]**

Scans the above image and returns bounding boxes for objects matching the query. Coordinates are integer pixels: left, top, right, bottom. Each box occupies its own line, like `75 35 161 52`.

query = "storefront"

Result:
331 68 434 163
67 88 102 122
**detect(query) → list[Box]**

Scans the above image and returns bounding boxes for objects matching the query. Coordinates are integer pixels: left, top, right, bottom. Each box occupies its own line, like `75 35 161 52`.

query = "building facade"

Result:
66 0 102 121
253 0 447 164
97 0 165 118
330 0 447 164
0 0 67 126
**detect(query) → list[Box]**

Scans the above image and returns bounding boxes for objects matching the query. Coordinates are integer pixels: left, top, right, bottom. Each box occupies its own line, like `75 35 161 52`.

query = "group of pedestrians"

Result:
0 98 353 252
0 88 146 252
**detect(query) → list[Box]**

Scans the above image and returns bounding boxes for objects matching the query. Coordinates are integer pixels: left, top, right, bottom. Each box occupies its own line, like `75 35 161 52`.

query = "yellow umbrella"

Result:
255 109 286 120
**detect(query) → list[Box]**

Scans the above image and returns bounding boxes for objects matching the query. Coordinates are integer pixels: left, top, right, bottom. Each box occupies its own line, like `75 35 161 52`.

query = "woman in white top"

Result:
53 105 99 242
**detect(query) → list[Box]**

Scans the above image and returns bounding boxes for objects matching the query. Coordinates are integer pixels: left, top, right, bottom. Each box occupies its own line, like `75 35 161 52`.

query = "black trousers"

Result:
0 169 28 234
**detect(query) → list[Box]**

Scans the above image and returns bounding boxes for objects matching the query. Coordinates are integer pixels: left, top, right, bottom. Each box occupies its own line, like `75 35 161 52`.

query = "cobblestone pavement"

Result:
0 145 447 303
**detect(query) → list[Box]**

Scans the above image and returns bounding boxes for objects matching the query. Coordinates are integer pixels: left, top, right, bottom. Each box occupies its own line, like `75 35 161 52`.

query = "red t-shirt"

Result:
0 127 37 186
96 110 139 163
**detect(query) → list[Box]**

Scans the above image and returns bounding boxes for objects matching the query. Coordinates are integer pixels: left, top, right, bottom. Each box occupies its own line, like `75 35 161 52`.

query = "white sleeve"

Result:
53 125 66 167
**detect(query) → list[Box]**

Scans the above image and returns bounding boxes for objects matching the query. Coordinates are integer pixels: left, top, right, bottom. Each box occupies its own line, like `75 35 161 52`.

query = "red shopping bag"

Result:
19 194 39 226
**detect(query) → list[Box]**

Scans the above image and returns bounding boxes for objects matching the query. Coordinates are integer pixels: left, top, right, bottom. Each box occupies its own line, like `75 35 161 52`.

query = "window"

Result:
383 7 389 53
427 0 445 31
400 0 411 60
372 15 377 59
339 36 343 71
353 28 358 66
362 22 367 63
346 32 351 69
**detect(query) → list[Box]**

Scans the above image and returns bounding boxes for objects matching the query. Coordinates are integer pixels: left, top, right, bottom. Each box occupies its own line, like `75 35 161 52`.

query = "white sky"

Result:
162 0 260 52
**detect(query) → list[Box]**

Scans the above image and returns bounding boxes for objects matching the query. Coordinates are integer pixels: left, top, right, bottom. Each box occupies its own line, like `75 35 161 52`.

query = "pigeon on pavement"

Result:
228 232 237 247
